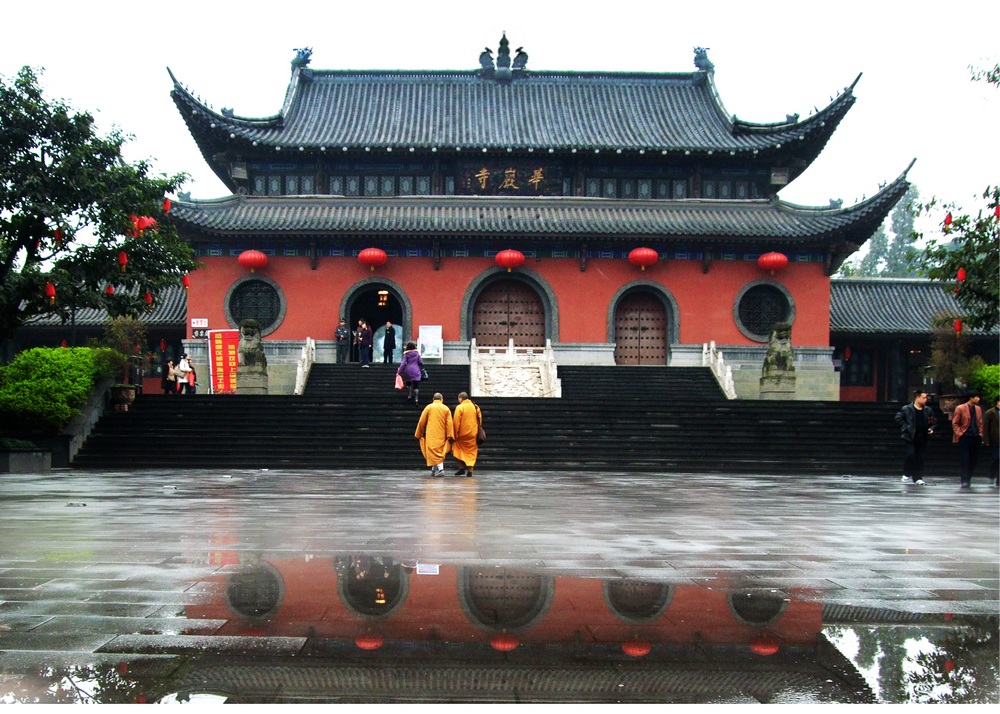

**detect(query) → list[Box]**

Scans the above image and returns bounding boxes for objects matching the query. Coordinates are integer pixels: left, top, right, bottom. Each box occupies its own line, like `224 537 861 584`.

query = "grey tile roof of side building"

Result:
830 277 998 335
23 284 188 329
169 170 908 246
168 65 856 156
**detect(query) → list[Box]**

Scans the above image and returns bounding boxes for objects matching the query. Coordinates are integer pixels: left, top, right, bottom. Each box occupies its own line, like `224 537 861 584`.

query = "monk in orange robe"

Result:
452 392 481 477
415 392 453 477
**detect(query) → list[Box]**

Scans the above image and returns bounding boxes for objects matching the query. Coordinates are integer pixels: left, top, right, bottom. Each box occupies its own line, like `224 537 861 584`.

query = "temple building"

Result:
166 38 911 399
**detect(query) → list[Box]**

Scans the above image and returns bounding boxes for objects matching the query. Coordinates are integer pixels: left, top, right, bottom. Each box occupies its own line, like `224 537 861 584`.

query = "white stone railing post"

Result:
294 337 316 395
703 341 737 400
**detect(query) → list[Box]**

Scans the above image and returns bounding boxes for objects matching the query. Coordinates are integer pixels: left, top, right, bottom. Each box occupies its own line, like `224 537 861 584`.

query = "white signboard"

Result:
418 325 443 360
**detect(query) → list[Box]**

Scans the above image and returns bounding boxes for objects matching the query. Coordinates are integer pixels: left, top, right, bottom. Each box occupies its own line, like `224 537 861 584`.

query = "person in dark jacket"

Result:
382 321 397 364
397 342 423 406
983 395 999 487
894 389 935 485
357 320 373 367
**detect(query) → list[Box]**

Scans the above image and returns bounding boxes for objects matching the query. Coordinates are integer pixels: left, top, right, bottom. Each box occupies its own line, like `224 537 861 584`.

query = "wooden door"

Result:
614 293 667 365
472 280 546 347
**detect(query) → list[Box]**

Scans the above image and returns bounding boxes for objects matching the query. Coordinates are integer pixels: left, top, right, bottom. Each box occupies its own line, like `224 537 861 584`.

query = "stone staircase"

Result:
72 364 958 477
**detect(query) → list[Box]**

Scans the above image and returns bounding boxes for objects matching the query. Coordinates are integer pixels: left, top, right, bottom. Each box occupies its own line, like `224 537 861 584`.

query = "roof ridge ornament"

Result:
292 47 313 70
694 47 715 73
479 34 528 82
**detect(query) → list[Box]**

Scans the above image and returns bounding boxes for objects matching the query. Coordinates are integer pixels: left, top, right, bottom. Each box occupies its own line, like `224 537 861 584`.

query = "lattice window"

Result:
229 279 282 332
736 284 789 340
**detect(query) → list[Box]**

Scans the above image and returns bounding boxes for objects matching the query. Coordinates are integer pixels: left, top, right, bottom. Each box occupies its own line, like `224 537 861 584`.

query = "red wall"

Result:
187 255 831 347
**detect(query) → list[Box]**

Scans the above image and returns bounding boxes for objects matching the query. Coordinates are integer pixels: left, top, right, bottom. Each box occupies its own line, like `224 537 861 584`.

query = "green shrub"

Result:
968 364 999 405
0 347 117 434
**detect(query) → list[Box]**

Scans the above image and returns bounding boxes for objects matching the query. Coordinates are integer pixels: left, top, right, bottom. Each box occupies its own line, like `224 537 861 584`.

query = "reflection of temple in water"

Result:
167 555 878 703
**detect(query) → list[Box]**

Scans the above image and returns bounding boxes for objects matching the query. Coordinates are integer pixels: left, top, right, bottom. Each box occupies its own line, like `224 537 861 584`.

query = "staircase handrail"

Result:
294 337 316 395
702 341 737 400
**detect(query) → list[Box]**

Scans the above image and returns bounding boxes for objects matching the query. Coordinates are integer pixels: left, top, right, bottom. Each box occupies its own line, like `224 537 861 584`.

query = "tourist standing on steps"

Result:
415 392 453 477
335 318 351 364
357 320 373 367
895 389 935 485
452 392 482 478
397 342 423 406
983 395 1000 487
382 321 397 364
175 353 193 394
951 390 983 489
162 360 176 395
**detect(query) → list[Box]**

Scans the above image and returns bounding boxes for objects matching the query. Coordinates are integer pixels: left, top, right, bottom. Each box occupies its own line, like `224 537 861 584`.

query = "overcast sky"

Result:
3 1 998 226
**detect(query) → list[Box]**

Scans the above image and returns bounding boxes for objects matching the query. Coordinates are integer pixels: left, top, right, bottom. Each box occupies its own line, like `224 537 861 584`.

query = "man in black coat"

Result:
382 321 397 364
894 389 935 485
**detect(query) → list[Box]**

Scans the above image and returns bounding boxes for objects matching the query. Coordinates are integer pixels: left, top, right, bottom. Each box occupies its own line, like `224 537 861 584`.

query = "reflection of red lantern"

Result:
238 249 268 273
105 285 115 296
750 636 780 656
628 247 658 271
355 632 384 651
45 282 56 305
622 640 651 657
143 291 153 305
118 251 128 273
490 632 520 652
954 318 962 335
181 274 191 291
358 247 388 271
757 251 789 274
495 249 525 273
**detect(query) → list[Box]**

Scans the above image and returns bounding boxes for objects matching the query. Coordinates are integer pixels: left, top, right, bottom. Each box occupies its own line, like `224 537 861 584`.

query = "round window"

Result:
226 278 284 334
735 283 793 342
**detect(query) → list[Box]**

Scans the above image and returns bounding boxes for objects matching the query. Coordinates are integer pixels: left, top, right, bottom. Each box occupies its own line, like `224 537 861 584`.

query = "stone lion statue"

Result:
762 322 795 376
238 319 267 369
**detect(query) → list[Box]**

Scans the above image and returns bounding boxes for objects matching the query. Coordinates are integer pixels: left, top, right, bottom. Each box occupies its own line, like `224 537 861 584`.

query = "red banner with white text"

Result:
208 329 239 394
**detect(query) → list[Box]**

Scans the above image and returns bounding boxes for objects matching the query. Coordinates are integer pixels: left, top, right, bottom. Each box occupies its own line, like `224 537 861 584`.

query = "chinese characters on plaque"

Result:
463 164 560 196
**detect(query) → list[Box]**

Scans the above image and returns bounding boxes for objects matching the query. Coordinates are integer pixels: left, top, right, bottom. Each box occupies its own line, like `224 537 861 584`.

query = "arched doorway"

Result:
614 291 668 365
346 283 405 362
471 279 546 347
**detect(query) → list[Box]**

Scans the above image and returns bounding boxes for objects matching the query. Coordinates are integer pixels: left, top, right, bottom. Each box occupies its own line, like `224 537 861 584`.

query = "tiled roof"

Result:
170 66 854 156
23 284 187 329
830 278 998 335
170 172 907 248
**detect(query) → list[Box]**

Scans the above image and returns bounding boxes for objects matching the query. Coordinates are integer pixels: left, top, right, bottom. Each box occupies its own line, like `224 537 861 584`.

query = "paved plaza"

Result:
0 468 997 703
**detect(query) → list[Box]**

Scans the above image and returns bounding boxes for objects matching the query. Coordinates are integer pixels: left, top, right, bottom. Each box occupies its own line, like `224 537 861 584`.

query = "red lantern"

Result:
954 318 962 335
45 282 56 305
944 659 955 674
358 247 388 271
956 267 967 283
181 274 191 290
490 632 520 652
143 291 153 305
54 227 64 247
105 285 115 296
495 249 525 273
944 211 953 233
61 340 68 348
355 632 384 651
162 198 172 213
622 640 651 657
757 251 789 274
160 338 167 352
238 249 268 273
994 204 999 221
628 247 658 271
118 251 128 273
843 346 852 362
750 636 780 656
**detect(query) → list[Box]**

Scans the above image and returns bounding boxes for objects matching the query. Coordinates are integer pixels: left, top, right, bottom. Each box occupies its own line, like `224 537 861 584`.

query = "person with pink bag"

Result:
396 342 423 407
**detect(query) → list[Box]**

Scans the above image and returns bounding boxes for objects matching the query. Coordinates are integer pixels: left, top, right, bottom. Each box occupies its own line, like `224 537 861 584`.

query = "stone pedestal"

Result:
237 366 269 394
759 374 796 400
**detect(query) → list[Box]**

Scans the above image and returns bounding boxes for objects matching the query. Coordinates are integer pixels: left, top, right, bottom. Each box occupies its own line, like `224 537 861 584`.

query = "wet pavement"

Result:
0 468 997 703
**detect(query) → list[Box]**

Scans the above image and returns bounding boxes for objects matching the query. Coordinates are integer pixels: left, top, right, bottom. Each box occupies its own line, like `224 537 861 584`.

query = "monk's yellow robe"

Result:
452 399 481 468
415 400 453 467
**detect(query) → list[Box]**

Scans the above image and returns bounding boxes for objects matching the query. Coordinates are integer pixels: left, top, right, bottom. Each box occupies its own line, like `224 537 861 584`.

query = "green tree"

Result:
837 185 920 277
911 63 999 331
0 66 198 343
